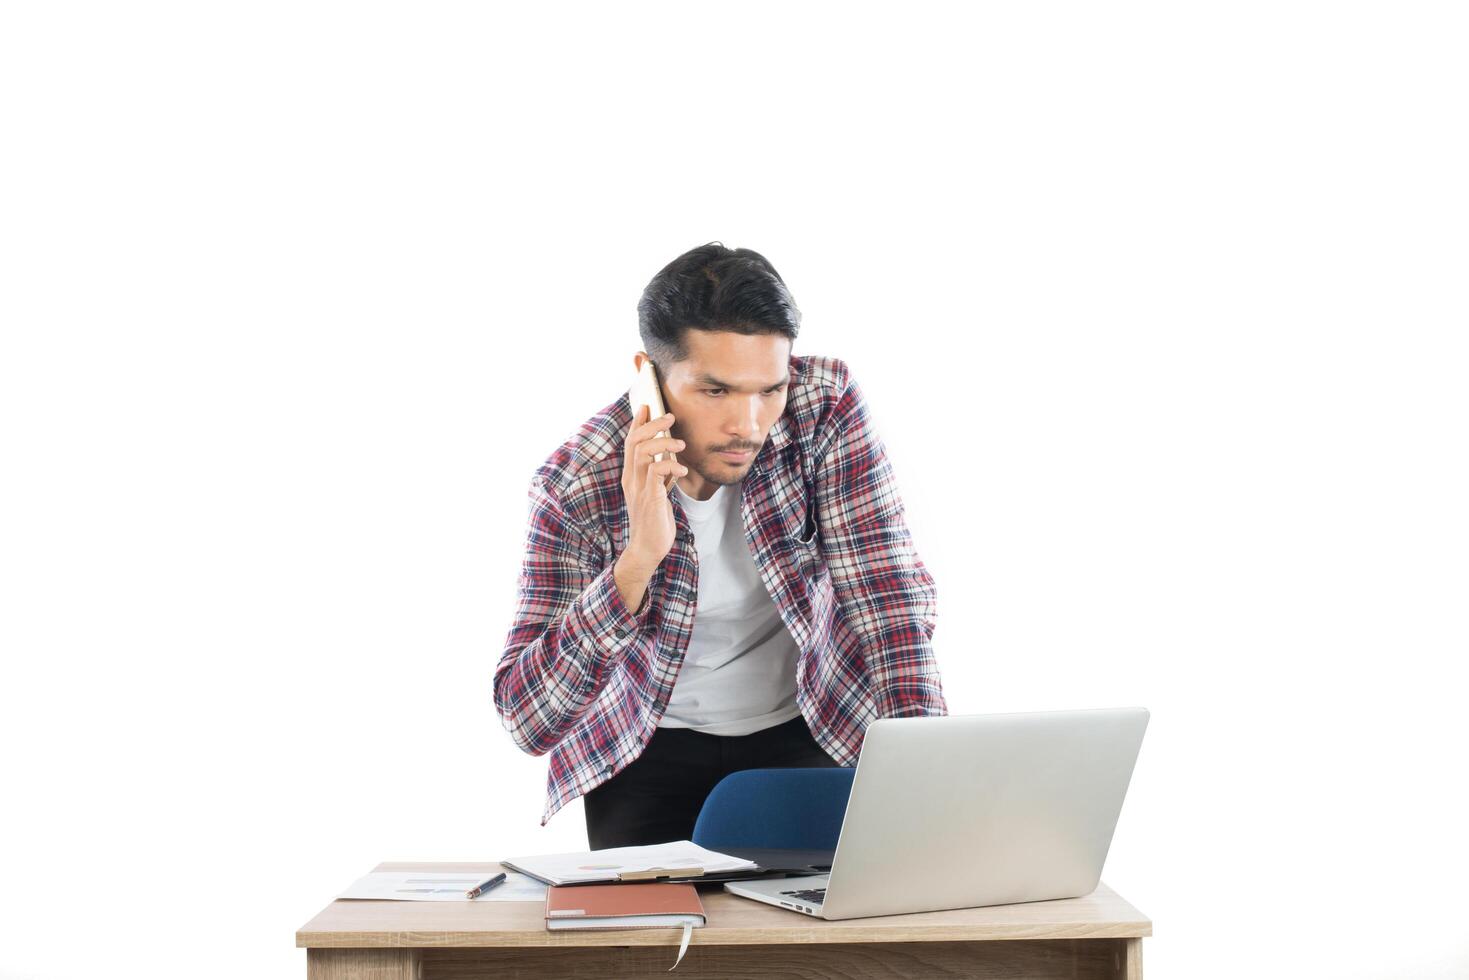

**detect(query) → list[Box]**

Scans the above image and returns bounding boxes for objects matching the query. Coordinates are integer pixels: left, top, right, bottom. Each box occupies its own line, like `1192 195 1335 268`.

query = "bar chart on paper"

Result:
337 870 547 902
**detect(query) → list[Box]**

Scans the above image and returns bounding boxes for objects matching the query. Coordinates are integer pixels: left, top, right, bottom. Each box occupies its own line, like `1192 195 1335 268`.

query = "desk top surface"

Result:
296 862 1151 948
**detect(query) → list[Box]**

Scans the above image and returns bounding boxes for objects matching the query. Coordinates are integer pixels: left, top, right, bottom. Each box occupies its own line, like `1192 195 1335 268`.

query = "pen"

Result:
465 872 507 899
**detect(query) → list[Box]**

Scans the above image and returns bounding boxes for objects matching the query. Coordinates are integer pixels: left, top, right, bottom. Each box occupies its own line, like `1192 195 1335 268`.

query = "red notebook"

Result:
544 882 706 930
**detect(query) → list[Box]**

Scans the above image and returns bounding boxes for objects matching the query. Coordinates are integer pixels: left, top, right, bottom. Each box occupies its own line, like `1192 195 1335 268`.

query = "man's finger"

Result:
625 404 650 485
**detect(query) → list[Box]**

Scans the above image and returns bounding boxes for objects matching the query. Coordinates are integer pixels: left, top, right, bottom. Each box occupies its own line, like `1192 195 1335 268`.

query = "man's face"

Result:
636 330 792 501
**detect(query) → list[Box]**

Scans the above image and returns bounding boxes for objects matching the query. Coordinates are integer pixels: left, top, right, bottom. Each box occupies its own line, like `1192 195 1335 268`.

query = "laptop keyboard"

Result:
779 887 827 903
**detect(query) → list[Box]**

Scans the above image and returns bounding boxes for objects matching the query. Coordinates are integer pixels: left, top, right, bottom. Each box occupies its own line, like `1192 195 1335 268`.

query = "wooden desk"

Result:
297 861 1151 979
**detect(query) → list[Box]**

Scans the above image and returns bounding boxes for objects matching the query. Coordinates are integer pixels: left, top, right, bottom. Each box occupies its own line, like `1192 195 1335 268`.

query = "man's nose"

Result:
728 404 761 441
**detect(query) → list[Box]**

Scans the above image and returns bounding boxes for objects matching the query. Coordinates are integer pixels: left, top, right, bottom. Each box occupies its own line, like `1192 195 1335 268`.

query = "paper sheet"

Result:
501 840 757 885
337 870 548 902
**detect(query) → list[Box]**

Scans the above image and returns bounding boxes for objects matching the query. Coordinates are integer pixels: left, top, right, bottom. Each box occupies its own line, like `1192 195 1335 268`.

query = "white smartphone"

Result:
629 359 673 463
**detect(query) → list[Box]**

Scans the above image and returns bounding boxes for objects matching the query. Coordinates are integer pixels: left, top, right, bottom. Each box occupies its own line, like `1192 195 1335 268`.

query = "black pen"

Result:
465 872 507 899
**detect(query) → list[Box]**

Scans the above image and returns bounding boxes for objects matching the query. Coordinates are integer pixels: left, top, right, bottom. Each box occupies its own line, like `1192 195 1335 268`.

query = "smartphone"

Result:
629 358 675 464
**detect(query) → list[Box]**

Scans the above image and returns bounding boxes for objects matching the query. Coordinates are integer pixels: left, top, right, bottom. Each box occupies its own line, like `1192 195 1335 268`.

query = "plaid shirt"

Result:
494 354 948 827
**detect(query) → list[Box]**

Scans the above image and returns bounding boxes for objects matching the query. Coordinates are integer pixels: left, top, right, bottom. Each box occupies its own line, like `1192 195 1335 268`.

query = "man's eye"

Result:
705 389 724 396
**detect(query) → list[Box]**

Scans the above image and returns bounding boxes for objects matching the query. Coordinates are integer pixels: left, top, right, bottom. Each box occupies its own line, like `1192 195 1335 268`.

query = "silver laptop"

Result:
724 707 1149 920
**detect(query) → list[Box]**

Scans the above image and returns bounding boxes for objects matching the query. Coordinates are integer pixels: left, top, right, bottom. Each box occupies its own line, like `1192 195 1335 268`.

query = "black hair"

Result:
636 242 801 368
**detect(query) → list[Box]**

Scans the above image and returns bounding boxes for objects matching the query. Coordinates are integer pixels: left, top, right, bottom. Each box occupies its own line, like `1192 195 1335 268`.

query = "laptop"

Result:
724 706 1149 920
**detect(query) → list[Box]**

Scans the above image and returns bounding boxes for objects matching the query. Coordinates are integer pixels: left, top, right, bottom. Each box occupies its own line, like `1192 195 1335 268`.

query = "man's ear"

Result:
633 351 647 372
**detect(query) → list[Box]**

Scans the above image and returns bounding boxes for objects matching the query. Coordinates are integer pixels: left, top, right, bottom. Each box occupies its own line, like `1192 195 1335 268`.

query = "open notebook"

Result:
503 840 757 885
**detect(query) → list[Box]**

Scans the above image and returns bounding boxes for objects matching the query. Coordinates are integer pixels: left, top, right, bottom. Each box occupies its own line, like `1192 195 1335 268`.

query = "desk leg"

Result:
307 948 419 980
1118 936 1144 979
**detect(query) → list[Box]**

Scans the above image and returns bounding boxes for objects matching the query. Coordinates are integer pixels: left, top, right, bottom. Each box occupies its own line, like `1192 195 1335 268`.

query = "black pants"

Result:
583 714 840 850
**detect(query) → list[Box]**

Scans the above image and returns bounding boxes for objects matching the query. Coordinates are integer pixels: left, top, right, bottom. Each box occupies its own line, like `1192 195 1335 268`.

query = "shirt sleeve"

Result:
813 374 949 719
493 477 649 756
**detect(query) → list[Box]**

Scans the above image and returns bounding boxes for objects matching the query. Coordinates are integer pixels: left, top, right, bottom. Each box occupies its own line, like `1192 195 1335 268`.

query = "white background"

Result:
2 2 1465 977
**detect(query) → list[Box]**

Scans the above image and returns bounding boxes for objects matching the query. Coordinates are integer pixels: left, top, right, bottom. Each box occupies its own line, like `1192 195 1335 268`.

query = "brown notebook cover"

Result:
545 882 706 928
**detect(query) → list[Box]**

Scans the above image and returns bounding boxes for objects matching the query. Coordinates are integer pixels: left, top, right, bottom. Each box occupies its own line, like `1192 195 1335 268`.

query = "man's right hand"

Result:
620 403 687 577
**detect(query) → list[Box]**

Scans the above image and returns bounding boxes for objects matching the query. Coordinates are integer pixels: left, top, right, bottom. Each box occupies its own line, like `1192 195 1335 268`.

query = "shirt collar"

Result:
765 405 794 452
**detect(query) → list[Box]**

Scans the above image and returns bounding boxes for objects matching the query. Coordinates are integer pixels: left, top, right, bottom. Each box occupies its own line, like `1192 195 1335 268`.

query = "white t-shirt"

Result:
656 480 803 735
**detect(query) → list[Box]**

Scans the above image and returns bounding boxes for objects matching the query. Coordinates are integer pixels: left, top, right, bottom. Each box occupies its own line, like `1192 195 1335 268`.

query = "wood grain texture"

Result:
1120 936 1144 979
414 940 1137 979
307 948 418 980
295 862 1152 950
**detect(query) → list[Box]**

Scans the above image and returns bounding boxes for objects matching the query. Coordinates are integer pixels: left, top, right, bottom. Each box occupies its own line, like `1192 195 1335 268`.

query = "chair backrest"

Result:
691 767 856 850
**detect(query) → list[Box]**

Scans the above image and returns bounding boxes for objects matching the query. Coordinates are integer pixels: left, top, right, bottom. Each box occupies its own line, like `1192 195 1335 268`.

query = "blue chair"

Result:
691 767 856 850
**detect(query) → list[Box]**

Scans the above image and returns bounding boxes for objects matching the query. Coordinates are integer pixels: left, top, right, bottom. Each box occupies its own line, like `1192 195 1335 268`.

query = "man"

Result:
493 242 948 848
